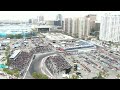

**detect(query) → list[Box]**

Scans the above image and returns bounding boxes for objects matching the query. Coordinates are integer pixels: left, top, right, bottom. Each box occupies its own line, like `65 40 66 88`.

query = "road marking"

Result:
40 56 52 78
23 52 56 79
23 55 34 79
40 56 55 79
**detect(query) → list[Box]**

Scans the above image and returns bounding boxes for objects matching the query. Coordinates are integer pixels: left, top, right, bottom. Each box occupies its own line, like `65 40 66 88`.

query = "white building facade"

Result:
64 17 91 39
37 16 44 22
99 13 120 42
56 14 62 21
64 18 73 35
72 17 90 38
72 17 79 37
78 17 86 38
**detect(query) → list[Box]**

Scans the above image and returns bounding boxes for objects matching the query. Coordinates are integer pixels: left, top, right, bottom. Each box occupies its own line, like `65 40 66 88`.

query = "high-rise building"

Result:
72 17 90 38
56 14 62 21
46 20 54 26
99 13 120 42
64 18 68 33
54 20 61 26
85 17 91 37
55 14 63 27
72 17 79 38
64 18 73 35
31 18 38 25
86 14 96 36
28 19 32 24
95 21 100 31
89 21 100 39
64 17 90 38
73 17 90 39
78 17 86 38
64 16 94 39
37 16 44 22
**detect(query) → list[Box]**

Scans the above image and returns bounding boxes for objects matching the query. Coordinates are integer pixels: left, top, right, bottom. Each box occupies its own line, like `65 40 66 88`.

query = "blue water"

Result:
0 25 32 37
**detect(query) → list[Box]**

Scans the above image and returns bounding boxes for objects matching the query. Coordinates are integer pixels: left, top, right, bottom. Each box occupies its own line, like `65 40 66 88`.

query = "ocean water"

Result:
0 24 32 37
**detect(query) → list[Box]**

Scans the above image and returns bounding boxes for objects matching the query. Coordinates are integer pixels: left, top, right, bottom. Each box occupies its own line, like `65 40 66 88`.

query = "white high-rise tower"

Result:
99 13 120 42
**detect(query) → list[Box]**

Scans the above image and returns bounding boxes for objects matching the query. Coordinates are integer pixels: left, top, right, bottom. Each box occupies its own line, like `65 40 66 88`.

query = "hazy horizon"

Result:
0 11 119 22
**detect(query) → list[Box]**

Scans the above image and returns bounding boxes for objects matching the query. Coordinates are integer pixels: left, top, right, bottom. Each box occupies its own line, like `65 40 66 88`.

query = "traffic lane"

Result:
25 52 55 79
29 52 56 75
24 71 34 79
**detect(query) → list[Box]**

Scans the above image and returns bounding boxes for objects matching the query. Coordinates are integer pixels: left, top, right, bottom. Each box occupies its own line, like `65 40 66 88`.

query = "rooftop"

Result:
35 25 53 28
42 33 74 41
10 50 21 59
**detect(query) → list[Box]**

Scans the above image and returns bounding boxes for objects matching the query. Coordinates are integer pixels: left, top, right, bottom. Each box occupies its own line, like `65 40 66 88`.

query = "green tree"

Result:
6 34 14 39
13 69 19 78
15 34 23 39
3 68 14 75
100 71 109 78
92 72 105 79
3 68 19 78
14 73 19 77
26 33 33 38
32 72 48 79
6 34 23 39
5 45 10 65
71 74 79 79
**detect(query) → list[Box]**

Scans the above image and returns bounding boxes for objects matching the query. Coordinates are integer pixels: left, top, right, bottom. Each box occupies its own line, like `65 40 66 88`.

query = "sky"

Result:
0 11 119 21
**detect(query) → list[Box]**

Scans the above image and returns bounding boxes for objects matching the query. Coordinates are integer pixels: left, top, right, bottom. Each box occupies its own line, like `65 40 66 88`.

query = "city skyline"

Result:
0 11 120 21
0 11 120 79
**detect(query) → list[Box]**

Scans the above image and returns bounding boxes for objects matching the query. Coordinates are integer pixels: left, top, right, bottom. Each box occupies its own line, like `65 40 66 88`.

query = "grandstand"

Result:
64 40 96 51
45 55 72 75
10 51 32 71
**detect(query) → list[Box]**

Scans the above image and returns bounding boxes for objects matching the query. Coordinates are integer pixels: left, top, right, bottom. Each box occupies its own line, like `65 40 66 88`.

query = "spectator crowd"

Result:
45 55 72 75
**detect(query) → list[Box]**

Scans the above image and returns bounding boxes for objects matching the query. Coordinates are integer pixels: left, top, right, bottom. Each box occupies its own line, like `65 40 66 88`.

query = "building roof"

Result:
43 33 74 41
10 50 21 59
53 44 60 48
14 43 21 48
2 40 10 43
35 25 52 28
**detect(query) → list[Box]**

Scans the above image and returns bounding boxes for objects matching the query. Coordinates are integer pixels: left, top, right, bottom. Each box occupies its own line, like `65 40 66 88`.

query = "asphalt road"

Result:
24 52 56 79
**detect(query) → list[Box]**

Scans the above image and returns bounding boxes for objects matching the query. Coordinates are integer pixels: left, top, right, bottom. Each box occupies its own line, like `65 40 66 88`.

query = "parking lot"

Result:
59 46 120 79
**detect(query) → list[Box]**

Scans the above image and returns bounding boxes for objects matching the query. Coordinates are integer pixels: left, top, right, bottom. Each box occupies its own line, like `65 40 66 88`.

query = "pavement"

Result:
40 55 55 79
24 52 56 79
